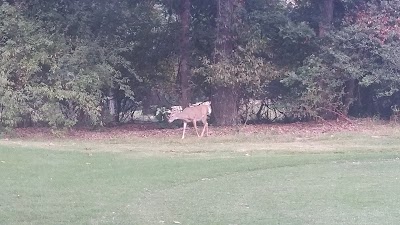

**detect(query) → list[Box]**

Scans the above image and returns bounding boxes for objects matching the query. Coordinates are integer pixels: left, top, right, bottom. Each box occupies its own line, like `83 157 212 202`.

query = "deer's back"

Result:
181 104 209 121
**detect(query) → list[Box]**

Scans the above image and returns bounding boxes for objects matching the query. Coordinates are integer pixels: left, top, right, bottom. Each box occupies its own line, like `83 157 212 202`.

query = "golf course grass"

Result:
1 129 400 224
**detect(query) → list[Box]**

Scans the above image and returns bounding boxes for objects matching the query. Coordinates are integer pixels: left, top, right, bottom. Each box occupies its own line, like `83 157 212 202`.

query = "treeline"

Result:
0 0 399 128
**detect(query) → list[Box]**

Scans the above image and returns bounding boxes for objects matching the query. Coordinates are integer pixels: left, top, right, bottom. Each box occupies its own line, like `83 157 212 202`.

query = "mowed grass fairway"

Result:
1 126 400 225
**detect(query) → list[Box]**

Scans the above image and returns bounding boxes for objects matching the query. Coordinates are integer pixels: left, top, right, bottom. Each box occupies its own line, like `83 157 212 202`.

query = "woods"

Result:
1 0 399 128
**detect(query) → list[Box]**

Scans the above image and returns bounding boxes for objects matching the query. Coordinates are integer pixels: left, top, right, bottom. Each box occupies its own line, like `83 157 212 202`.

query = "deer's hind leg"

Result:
201 118 208 137
193 120 200 137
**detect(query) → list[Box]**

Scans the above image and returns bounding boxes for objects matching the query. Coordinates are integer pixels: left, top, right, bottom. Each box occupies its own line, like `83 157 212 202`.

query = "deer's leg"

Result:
201 118 208 137
205 122 209 136
200 121 206 137
193 120 200 137
182 122 187 139
200 123 206 137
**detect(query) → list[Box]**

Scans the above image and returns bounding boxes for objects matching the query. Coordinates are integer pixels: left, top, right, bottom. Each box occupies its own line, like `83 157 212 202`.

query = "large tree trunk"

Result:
318 0 334 37
179 0 191 108
211 0 241 126
211 86 238 126
318 0 336 119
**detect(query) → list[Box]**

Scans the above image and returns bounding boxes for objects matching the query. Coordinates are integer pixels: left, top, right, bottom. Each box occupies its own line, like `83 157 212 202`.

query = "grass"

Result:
1 130 400 224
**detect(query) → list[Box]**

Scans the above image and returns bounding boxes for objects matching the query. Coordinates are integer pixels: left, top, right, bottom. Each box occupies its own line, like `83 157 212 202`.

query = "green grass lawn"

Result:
1 131 400 225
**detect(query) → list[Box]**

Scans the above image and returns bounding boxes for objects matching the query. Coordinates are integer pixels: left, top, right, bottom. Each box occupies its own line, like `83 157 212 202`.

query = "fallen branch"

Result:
320 107 354 124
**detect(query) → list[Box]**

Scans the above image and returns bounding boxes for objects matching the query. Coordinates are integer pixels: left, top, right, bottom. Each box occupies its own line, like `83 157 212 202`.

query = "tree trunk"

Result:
318 0 336 119
211 0 241 126
343 79 356 115
179 0 191 108
211 86 239 126
318 0 334 37
109 88 120 123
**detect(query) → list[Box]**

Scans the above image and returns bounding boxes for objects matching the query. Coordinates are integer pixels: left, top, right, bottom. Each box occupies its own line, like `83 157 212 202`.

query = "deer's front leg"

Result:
182 122 187 139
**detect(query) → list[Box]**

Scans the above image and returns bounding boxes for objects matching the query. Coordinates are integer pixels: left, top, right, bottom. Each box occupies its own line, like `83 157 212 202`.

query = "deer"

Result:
168 102 211 139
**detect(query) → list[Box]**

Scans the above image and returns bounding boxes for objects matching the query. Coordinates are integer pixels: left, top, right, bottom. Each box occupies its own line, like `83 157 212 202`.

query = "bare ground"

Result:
2 118 397 141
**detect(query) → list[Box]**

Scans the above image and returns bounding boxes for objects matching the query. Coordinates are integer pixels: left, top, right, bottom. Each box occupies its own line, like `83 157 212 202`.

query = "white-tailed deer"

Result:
168 102 211 139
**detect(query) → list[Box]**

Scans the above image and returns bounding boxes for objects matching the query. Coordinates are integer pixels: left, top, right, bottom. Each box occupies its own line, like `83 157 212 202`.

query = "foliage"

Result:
0 3 78 127
2 0 400 128
282 55 349 119
195 0 295 102
0 1 180 128
0 3 126 127
200 40 274 88
282 0 400 119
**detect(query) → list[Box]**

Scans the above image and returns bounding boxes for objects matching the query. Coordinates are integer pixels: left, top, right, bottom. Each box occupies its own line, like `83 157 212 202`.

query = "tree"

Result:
0 2 107 127
178 0 192 108
283 0 400 119
0 0 178 127
318 0 334 37
206 0 241 126
192 0 288 125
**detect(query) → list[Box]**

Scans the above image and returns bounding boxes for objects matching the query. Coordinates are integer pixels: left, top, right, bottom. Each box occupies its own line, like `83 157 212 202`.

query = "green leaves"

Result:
0 3 107 127
1 0 400 127
202 44 275 89
281 0 400 119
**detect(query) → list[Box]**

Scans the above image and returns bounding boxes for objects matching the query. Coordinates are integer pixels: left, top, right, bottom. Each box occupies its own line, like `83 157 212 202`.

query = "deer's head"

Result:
167 111 179 123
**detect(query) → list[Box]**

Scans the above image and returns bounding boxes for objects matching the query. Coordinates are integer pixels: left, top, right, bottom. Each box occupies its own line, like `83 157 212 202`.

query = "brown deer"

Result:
168 102 211 139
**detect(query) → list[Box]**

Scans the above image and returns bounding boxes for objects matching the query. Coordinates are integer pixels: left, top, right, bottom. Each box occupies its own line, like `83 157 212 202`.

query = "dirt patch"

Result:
2 119 395 141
